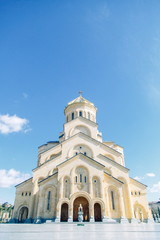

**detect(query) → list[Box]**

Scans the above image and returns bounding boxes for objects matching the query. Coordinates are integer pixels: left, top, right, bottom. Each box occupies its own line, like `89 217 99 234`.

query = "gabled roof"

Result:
56 153 105 168
38 172 58 185
104 171 124 184
37 132 122 158
15 177 33 188
99 154 129 172
130 177 147 188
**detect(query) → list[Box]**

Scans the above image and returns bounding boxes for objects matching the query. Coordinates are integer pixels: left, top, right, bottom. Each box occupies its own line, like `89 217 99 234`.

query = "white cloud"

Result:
0 169 32 188
150 181 160 193
23 93 28 99
146 173 155 177
0 114 30 134
134 172 155 181
134 176 144 181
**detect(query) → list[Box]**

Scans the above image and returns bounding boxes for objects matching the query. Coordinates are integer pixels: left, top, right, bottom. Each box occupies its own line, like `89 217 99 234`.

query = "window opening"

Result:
80 174 82 183
111 191 115 210
72 112 74 120
79 111 82 117
84 176 86 183
75 176 77 183
47 191 51 210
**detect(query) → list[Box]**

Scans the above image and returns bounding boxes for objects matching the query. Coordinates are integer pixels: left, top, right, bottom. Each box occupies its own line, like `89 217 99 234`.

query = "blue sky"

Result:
0 0 160 204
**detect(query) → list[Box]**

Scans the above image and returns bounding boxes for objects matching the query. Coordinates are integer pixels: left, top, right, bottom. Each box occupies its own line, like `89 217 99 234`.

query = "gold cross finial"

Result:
79 91 82 97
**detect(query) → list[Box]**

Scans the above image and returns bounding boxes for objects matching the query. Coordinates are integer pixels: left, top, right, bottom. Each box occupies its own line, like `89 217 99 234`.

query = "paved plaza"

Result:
0 223 160 240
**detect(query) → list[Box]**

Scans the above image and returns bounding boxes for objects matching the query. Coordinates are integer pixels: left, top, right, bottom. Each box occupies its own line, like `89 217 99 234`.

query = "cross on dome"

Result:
79 91 82 97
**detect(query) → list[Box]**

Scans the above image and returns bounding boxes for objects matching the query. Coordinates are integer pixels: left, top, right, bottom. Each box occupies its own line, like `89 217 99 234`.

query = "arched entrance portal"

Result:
94 203 102 222
61 203 68 222
18 207 28 223
73 197 89 222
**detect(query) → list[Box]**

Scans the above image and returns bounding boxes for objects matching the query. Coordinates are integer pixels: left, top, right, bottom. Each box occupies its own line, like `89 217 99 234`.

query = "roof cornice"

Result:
15 177 33 188
56 153 105 168
64 116 98 127
130 177 147 188
99 154 129 172
104 171 124 184
38 172 58 185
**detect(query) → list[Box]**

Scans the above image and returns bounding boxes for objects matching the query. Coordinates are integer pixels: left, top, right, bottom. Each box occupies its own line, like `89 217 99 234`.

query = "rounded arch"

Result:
67 143 94 158
73 196 89 222
94 203 101 222
17 205 29 223
70 191 91 207
69 125 91 138
134 203 148 220
108 185 121 219
74 165 89 192
91 198 105 211
40 184 57 218
63 175 71 198
61 203 69 222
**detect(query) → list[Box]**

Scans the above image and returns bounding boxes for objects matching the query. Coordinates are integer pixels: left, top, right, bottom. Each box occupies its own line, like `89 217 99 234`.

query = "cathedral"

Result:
12 94 152 223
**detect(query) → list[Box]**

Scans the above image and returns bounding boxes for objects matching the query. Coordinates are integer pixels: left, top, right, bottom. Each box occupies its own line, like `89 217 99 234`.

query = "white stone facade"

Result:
12 95 152 223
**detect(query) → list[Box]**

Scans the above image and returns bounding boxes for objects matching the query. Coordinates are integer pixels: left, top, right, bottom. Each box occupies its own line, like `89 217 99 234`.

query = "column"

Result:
68 204 73 222
105 188 111 218
119 187 128 223
126 185 137 222
59 179 63 199
70 180 74 196
89 177 93 197
89 176 94 222
89 204 94 222
55 204 60 222
100 179 104 199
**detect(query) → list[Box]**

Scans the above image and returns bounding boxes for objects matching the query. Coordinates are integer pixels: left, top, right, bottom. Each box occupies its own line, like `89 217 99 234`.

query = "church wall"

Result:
129 180 150 219
13 179 33 221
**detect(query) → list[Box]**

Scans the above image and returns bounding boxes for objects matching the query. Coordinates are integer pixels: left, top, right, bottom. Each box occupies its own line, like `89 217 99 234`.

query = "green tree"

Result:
158 207 160 218
152 210 156 222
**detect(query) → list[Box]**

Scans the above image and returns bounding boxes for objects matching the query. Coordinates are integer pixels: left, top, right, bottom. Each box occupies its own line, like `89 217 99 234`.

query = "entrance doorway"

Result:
94 203 102 222
73 197 89 222
61 203 68 222
18 207 28 223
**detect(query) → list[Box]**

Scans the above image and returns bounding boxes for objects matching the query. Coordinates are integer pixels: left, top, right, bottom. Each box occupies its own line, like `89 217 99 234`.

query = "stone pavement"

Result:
0 223 160 240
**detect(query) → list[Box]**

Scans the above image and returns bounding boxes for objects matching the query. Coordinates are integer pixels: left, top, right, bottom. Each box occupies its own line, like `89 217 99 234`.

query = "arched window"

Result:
84 152 86 156
87 112 90 119
80 174 82 183
84 176 87 183
72 112 74 120
111 191 115 210
47 191 51 210
79 111 82 117
75 176 77 183
66 116 68 122
93 178 100 198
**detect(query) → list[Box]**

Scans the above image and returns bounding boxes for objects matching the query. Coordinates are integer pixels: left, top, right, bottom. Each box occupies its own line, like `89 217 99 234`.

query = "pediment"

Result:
56 153 105 170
